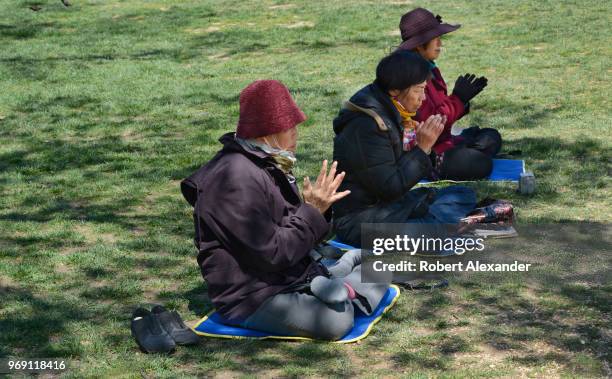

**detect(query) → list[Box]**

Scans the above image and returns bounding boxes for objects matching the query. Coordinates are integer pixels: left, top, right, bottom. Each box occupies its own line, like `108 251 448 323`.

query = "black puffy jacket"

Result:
332 83 433 242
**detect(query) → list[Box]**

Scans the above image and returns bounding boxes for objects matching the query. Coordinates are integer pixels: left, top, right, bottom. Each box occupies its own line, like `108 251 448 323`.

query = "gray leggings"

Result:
240 250 389 340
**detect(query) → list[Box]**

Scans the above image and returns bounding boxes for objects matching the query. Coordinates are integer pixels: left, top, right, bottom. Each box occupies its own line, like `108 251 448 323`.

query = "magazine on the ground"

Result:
469 224 518 238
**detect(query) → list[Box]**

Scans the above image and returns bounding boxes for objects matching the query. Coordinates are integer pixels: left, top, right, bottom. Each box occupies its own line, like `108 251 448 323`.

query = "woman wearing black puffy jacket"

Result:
332 51 477 246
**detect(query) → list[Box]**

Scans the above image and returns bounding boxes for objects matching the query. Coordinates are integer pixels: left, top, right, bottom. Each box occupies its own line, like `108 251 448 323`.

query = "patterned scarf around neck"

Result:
390 97 417 126
235 136 297 178
390 97 419 151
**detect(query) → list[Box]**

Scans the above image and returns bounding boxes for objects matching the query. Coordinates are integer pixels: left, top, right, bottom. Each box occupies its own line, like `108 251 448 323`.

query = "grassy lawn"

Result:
0 0 610 377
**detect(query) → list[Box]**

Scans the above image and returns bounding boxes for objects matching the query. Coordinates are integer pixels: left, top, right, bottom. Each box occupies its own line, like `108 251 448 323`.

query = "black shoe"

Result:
151 305 200 346
131 307 176 354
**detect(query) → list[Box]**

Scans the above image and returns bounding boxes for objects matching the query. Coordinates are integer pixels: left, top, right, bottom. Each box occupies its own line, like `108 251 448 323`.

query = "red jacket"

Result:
415 66 468 154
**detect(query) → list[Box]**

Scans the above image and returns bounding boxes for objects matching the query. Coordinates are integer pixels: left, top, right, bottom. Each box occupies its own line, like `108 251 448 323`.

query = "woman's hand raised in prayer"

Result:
303 160 351 215
415 114 446 155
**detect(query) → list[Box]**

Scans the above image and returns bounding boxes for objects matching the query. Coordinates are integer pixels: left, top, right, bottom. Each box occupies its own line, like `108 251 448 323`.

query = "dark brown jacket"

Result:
181 133 329 322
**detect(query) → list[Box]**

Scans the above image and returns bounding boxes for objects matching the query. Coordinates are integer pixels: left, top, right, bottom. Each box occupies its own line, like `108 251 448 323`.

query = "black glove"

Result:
472 76 488 90
472 76 488 98
452 73 488 103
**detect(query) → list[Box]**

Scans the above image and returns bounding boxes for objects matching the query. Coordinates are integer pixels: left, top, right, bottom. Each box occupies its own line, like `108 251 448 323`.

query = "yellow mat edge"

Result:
191 284 401 344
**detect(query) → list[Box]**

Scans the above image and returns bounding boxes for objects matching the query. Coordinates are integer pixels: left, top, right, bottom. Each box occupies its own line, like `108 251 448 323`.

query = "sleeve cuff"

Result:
295 203 331 242
323 207 333 222
414 146 434 171
449 94 468 117
463 101 470 115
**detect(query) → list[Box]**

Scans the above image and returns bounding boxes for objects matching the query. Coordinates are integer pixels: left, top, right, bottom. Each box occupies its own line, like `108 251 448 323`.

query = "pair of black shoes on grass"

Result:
131 305 200 353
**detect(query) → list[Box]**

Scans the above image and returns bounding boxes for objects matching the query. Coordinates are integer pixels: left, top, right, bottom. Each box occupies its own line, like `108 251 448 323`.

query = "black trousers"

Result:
437 127 502 181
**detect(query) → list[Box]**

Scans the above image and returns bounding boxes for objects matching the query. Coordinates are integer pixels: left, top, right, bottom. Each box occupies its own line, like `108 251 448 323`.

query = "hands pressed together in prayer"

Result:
302 109 450 213
303 160 351 214
415 114 447 154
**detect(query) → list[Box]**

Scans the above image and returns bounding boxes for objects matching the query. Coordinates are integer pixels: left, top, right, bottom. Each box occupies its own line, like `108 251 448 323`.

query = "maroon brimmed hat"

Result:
398 8 460 51
236 80 306 139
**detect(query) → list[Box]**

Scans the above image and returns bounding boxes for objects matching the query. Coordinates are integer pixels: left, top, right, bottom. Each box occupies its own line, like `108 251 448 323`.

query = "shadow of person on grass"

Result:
391 221 611 375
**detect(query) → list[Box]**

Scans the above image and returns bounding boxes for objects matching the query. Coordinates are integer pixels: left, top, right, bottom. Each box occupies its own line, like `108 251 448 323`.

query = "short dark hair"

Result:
375 50 431 92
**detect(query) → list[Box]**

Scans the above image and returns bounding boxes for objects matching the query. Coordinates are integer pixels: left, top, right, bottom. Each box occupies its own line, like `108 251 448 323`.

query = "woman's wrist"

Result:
417 144 431 155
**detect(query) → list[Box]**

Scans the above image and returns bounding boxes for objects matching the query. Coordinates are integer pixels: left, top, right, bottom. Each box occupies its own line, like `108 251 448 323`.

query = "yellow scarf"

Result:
390 97 418 130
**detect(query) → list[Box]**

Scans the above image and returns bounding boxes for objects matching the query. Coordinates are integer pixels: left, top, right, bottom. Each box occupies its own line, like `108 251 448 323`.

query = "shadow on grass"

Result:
183 283 212 316
471 100 562 130
167 337 356 377
473 281 610 374
14 94 101 113
510 136 610 193
391 222 611 375
0 5 218 71
1 2 389 80
0 20 57 40
464 134 610 220
0 285 87 358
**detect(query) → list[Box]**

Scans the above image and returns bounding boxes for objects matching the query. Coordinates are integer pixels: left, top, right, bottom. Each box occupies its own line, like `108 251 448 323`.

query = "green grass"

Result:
0 0 610 377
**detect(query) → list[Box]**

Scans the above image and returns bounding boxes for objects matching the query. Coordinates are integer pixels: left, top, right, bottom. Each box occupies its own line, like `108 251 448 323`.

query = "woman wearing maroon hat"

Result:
398 8 502 180
181 80 388 340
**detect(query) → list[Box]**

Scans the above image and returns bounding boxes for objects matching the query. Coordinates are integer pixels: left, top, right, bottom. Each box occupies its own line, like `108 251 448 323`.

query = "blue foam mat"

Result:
326 240 356 251
192 285 400 343
420 159 524 183
327 240 458 256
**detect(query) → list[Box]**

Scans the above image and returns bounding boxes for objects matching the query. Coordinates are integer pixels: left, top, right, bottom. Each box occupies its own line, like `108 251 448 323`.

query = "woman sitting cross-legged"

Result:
332 51 477 247
181 80 389 341
397 8 502 180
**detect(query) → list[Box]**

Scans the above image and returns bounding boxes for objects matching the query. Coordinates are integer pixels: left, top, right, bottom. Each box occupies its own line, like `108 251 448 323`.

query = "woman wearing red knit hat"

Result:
181 80 388 340
398 8 502 180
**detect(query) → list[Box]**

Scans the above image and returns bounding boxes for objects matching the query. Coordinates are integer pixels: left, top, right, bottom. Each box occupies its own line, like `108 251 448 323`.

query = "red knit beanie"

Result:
236 80 307 139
